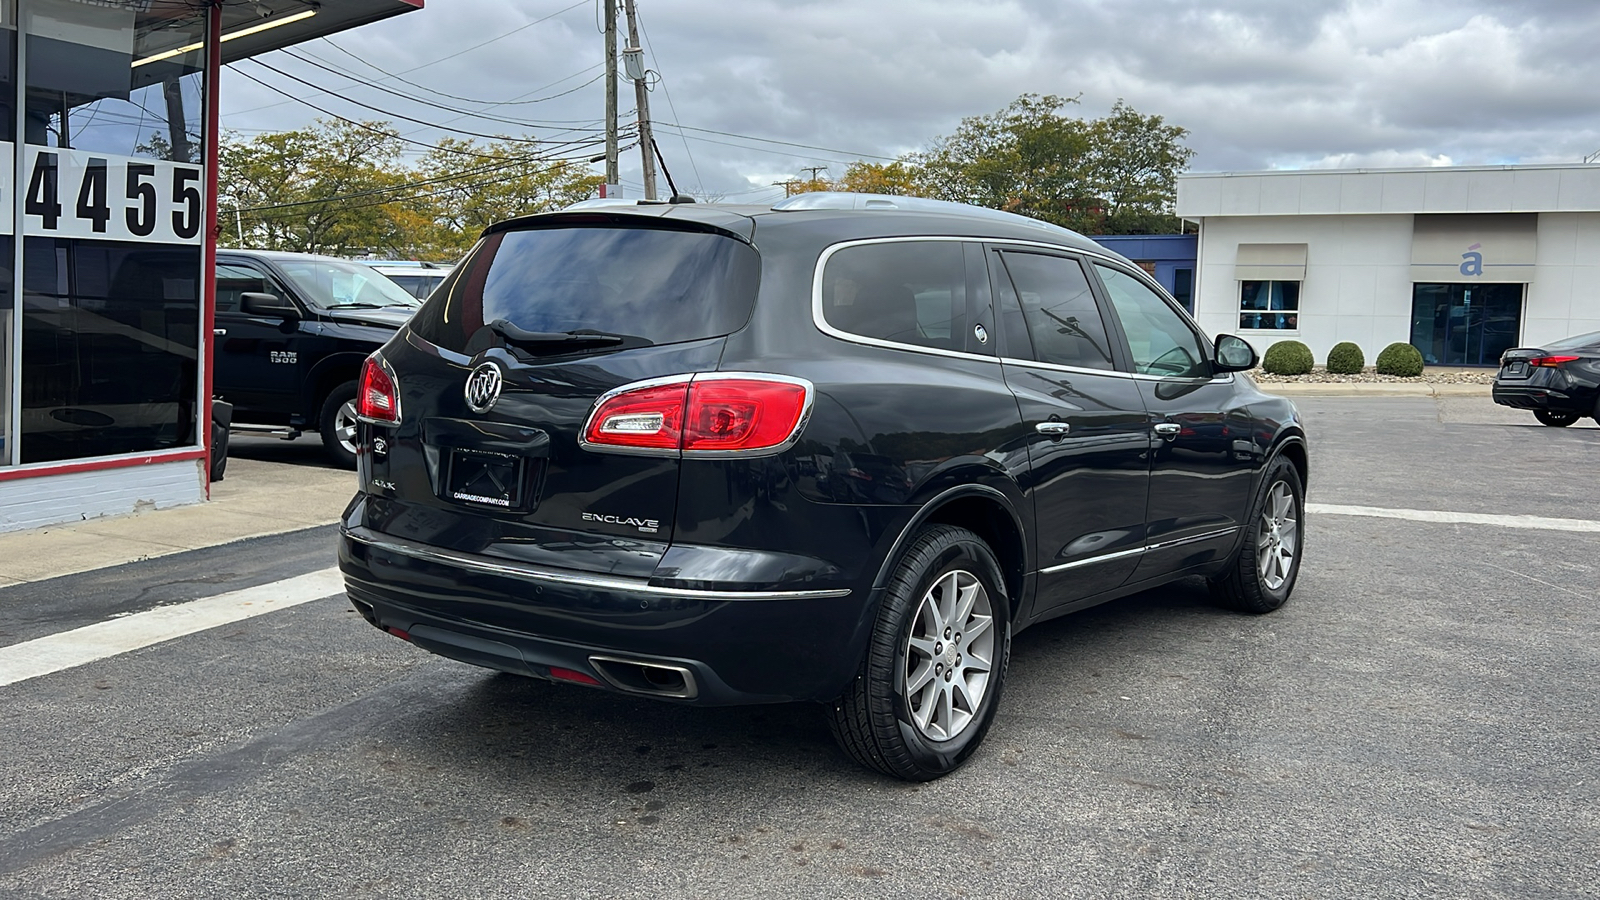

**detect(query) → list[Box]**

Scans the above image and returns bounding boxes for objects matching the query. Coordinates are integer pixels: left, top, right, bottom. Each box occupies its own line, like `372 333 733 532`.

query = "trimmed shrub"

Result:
1375 342 1425 377
1261 340 1314 376
1325 341 1366 374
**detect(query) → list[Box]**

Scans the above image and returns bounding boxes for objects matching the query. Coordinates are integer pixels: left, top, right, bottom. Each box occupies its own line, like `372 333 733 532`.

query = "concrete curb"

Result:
1256 382 1492 398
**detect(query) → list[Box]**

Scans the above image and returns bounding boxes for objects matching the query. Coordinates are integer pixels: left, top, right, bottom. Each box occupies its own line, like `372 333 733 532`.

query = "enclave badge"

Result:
464 362 503 413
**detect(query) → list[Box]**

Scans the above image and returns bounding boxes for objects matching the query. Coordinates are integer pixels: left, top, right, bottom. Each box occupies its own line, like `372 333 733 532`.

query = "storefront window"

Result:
18 0 206 464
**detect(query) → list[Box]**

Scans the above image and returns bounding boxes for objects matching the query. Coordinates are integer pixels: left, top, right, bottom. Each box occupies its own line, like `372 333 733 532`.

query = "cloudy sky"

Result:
219 0 1600 204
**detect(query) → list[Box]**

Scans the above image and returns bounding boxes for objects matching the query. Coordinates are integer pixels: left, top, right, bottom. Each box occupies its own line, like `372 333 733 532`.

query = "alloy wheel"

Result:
1256 481 1299 591
903 568 996 742
335 400 359 455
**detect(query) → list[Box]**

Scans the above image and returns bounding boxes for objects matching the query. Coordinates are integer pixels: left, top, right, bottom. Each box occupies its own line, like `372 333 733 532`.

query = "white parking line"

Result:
0 568 344 688
1308 503 1600 533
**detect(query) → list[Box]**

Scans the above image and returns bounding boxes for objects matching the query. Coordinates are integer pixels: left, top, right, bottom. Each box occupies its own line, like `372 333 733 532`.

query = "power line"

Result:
281 48 610 130
238 59 546 143
224 0 591 117
655 122 898 162
314 38 600 110
634 6 702 195
228 66 607 160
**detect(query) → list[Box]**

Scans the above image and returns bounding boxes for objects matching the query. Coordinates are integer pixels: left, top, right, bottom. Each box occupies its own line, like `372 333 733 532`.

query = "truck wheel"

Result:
827 525 1011 781
318 381 359 469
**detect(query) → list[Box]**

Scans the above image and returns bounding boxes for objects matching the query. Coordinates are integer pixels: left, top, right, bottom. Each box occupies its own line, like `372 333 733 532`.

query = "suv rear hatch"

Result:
361 211 761 578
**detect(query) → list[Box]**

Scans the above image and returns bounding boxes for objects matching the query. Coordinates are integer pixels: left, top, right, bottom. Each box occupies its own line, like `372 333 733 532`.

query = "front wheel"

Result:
1209 456 1304 614
1534 410 1578 427
318 381 359 469
828 525 1011 781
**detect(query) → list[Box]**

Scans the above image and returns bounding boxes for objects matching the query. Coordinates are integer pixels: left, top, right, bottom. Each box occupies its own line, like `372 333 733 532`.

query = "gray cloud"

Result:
220 0 1600 201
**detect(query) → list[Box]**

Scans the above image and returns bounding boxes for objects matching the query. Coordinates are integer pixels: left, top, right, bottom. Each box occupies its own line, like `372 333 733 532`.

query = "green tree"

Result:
1084 100 1196 234
411 137 604 258
220 119 410 255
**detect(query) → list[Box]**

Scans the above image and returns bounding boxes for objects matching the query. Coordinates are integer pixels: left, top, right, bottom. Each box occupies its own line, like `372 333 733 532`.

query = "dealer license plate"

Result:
443 448 529 509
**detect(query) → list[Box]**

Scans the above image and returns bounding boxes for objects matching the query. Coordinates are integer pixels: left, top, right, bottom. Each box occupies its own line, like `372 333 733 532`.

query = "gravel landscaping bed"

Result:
1248 367 1498 385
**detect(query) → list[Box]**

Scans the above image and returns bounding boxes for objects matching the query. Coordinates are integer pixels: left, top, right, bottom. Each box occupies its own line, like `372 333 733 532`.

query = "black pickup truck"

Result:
213 250 421 467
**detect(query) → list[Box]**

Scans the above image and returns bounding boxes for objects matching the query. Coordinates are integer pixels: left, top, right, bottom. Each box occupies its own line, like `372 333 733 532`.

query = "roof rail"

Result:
769 192 1080 237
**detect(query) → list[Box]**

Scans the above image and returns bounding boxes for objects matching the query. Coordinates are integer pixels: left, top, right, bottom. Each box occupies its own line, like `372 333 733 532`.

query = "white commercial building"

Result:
1175 164 1600 367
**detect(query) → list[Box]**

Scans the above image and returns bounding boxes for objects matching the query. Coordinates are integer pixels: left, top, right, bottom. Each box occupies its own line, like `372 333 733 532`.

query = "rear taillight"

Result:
581 374 812 457
582 381 689 452
1528 355 1580 368
357 354 401 424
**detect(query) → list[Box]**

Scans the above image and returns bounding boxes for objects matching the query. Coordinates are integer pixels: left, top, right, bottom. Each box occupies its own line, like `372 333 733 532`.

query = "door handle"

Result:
213 328 227 336
1153 422 1181 439
1035 421 1070 437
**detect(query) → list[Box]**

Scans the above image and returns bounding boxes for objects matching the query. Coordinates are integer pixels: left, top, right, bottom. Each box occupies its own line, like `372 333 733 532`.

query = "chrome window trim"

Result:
344 528 854 601
811 235 1226 382
811 236 999 364
1036 526 1240 575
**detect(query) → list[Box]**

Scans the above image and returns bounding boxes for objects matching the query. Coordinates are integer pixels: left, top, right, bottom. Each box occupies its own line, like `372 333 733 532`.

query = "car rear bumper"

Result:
1492 383 1579 412
338 525 873 705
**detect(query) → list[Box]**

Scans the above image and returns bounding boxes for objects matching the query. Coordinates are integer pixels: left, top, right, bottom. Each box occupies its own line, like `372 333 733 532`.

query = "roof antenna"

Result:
651 137 695 203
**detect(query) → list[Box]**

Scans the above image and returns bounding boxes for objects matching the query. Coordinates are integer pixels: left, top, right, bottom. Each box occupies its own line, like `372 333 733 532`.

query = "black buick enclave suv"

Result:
338 193 1309 780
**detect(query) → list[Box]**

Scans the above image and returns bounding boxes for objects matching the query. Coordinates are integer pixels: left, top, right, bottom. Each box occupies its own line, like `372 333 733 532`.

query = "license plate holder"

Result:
442 448 531 510
1505 361 1528 378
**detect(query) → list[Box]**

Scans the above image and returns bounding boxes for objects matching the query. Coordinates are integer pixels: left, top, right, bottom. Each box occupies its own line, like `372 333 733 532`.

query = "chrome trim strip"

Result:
344 528 853 601
1039 546 1146 575
1144 526 1240 552
1036 526 1241 575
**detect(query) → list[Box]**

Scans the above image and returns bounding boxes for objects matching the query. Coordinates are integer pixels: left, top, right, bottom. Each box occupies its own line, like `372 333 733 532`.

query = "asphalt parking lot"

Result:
1 396 1596 899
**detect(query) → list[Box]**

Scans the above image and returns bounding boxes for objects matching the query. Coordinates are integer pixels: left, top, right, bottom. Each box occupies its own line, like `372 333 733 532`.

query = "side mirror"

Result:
241 292 299 320
1213 334 1258 372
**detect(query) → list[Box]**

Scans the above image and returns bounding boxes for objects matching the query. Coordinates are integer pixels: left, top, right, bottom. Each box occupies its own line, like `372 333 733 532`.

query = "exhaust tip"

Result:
588 655 699 700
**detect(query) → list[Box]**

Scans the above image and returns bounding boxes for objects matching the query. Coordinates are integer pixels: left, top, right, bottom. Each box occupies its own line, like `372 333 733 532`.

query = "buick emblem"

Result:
464 362 504 413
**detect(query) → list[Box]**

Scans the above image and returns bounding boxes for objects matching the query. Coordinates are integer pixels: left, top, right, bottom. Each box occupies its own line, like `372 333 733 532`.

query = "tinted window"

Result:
276 259 420 310
215 263 281 314
1547 330 1600 351
1095 264 1210 378
409 226 759 354
822 241 967 352
996 251 1115 370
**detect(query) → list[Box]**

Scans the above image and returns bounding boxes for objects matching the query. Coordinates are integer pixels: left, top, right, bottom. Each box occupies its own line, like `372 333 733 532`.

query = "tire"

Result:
318 381 360 469
827 525 1012 781
1209 456 1304 614
1534 409 1578 427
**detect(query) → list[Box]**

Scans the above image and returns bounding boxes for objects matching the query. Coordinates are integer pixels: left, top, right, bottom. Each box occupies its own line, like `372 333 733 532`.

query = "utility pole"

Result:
800 166 829 189
621 0 657 200
603 0 619 194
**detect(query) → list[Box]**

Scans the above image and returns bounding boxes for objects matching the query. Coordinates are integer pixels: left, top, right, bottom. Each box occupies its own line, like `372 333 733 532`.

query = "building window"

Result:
1240 280 1300 330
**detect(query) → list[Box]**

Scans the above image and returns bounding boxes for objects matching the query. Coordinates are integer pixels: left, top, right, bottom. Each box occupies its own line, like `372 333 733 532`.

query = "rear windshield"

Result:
1546 330 1600 351
408 225 760 353
275 258 422 309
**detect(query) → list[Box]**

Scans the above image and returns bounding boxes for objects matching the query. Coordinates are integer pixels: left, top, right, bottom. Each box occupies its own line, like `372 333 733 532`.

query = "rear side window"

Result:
408 225 760 354
820 241 969 352
995 251 1116 370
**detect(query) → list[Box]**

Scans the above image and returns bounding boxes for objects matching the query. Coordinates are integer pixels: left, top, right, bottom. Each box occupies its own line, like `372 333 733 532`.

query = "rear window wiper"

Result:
488 319 629 353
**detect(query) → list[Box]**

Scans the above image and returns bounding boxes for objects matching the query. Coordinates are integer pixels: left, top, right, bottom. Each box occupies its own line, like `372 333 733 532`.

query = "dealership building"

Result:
1176 164 1600 367
0 0 421 533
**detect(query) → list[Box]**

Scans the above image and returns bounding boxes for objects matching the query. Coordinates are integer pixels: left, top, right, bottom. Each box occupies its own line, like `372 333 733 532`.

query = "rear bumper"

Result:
338 525 873 705
1492 383 1580 412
